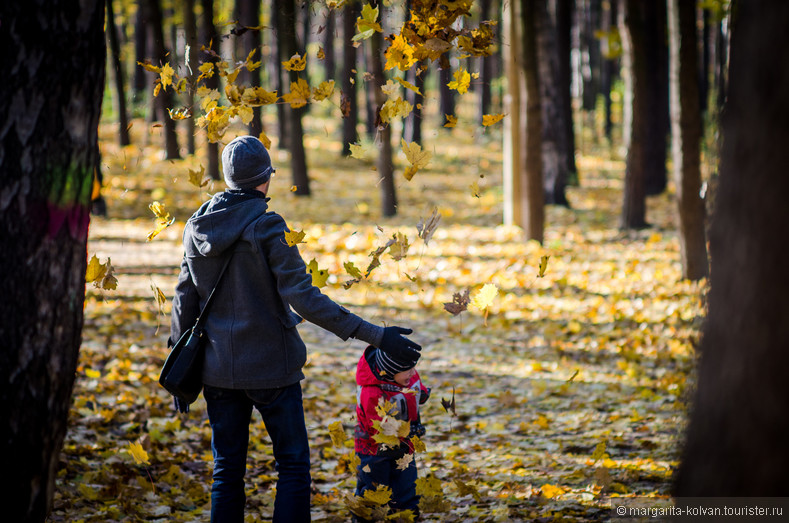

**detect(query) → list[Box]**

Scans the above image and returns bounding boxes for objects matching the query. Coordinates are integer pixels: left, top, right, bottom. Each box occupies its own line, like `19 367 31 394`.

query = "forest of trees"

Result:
9 0 789 520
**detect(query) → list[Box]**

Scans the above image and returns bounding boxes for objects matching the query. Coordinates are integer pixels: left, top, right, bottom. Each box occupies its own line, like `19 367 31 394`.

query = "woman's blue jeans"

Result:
204 383 311 523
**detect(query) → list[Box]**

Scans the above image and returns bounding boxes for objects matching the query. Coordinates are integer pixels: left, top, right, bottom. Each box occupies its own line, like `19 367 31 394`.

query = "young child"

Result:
353 345 430 521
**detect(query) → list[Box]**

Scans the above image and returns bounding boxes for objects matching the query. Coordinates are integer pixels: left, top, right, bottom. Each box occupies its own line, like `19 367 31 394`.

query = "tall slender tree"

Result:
183 0 198 154
341 1 360 156
674 0 789 495
201 0 221 180
668 0 708 281
276 0 310 195
643 1 669 196
106 0 131 146
0 1 105 519
236 0 263 136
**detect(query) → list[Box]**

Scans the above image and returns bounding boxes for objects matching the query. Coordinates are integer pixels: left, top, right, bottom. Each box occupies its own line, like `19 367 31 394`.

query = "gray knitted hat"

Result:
373 347 416 381
221 135 275 190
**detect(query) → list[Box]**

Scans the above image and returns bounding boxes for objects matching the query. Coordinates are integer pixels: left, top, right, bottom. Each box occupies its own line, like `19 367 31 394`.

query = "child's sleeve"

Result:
358 385 385 436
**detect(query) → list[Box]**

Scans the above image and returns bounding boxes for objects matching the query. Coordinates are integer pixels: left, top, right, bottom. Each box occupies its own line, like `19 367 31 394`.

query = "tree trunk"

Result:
276 0 310 195
674 0 789 495
404 64 425 145
183 0 198 154
619 0 648 229
368 9 397 217
237 0 263 136
323 9 336 81
537 0 570 207
668 0 708 281
0 1 105 520
523 0 545 242
579 0 600 112
601 0 618 140
144 0 180 159
643 0 669 196
271 3 290 150
478 0 493 123
557 0 578 187
133 5 149 103
439 60 455 126
341 1 359 156
201 0 221 180
698 7 711 116
106 0 131 146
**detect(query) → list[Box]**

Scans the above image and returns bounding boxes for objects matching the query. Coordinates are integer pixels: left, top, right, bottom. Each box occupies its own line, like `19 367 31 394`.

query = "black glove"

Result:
379 326 422 363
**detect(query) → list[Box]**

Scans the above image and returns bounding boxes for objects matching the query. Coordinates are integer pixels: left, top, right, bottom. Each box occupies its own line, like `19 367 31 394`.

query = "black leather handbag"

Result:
160 253 234 410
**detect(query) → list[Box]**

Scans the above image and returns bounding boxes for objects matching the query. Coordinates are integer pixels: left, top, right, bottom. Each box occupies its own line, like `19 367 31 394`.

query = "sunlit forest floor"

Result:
50 109 707 522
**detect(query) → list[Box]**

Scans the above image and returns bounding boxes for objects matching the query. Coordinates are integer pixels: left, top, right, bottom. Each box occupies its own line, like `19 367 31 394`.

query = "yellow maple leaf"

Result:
385 33 417 71
282 78 311 108
86 254 107 283
538 254 550 277
401 139 432 181
147 201 174 242
363 485 392 506
415 475 443 498
159 62 175 90
307 258 329 288
592 440 609 464
282 53 307 72
444 114 458 128
258 130 272 149
396 452 414 471
317 46 325 60
353 3 382 42
328 421 348 448
197 61 214 81
389 232 410 261
187 165 207 188
242 86 278 106
137 60 160 74
396 76 422 95
381 80 400 100
410 435 426 453
482 113 506 126
447 67 471 94
470 283 498 311
380 97 413 123
128 441 150 466
349 142 367 160
312 80 335 101
284 228 306 247
235 105 254 125
167 107 191 120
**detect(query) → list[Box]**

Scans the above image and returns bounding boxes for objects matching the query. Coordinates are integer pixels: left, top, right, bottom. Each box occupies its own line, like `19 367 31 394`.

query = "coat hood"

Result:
187 190 269 257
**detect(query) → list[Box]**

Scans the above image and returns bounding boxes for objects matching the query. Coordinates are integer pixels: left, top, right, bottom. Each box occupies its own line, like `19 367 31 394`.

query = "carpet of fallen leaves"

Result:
50 111 706 522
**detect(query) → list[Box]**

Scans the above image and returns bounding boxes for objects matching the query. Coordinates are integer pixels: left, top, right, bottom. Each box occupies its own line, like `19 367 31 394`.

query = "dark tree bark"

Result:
714 15 729 110
143 0 180 159
201 0 221 180
340 1 359 156
323 9 336 81
698 7 711 117
578 0 601 112
557 0 578 187
133 4 149 103
600 0 618 140
236 0 263 136
106 0 131 146
403 65 425 145
0 1 105 520
523 0 545 242
276 0 310 195
674 0 789 495
643 0 670 196
368 7 397 216
536 0 571 206
270 3 289 150
439 60 455 126
478 0 494 123
668 0 708 281
619 0 648 229
183 0 198 154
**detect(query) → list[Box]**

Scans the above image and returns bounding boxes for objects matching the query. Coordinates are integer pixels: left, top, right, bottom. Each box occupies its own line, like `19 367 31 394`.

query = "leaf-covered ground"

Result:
50 113 705 522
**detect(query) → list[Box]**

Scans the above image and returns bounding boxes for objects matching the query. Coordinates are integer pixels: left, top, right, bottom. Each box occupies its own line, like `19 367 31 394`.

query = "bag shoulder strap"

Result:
193 251 235 331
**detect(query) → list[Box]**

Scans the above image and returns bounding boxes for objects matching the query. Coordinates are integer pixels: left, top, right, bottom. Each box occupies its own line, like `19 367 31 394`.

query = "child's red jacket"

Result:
354 346 429 456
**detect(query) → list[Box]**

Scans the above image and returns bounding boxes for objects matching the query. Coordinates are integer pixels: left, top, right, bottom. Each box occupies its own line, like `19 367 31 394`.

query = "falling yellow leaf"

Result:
410 435 426 453
151 283 167 315
353 3 382 42
159 63 175 90
349 142 367 160
86 254 106 283
317 46 325 60
396 76 421 95
147 201 175 241
385 33 417 71
259 130 272 149
444 114 458 128
380 97 413 124
389 232 410 261
284 228 306 247
396 452 414 471
128 441 150 466
592 441 609 464
447 67 471 94
290 185 298 192
187 165 208 188
471 283 498 311
312 80 335 101
282 53 306 72
344 261 363 280
470 181 481 198
328 421 348 448
307 258 329 288
482 113 506 126
167 107 191 120
282 78 311 108
401 139 432 181
242 86 278 106
538 254 550 277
